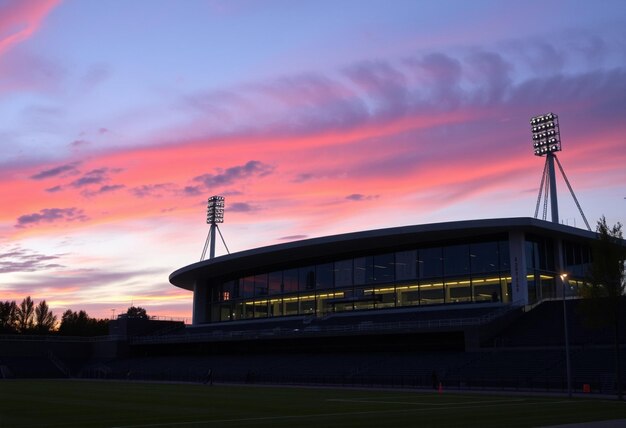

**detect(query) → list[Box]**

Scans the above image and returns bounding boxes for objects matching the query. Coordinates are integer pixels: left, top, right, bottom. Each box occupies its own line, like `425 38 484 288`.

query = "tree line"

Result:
0 297 149 336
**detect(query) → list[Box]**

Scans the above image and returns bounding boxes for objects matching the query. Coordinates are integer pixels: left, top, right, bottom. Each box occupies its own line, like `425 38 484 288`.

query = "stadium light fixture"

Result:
530 112 590 230
201 195 230 261
530 113 561 156
207 195 225 225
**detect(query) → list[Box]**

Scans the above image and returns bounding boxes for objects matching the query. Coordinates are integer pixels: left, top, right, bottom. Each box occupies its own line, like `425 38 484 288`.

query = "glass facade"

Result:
525 234 556 304
210 237 512 322
562 240 592 297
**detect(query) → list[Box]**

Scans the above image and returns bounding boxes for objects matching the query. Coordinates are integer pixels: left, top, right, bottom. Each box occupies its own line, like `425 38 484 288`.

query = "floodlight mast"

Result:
530 113 591 231
531 113 561 224
201 195 229 261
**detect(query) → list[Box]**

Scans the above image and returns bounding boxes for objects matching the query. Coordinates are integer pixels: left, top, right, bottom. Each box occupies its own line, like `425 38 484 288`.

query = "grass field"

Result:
1 380 625 428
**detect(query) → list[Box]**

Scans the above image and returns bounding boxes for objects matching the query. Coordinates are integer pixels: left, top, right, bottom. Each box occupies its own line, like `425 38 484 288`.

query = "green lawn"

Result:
1 380 625 427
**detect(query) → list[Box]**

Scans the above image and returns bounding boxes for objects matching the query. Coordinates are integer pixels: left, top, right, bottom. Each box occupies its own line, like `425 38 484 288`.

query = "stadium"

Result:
1 114 626 426
171 217 593 326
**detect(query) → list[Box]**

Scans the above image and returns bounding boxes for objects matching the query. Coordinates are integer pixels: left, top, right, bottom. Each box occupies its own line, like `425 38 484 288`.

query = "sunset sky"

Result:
1 0 625 322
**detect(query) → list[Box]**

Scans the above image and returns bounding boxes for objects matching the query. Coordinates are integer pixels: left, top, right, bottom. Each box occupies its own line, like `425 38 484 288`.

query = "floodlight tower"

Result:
530 113 591 231
200 195 230 261
531 113 561 224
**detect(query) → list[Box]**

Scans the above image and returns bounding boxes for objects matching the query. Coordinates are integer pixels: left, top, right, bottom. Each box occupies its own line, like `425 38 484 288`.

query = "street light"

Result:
560 273 572 398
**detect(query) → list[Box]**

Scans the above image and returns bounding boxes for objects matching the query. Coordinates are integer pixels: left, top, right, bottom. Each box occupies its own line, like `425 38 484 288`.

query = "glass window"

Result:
254 274 268 296
396 284 419 307
354 256 373 285
219 303 232 321
254 299 268 318
470 241 499 274
527 274 538 304
419 247 443 279
283 294 298 316
545 239 555 271
375 284 396 308
420 281 444 305
499 240 510 271
373 253 395 284
334 259 353 287
334 288 354 312
242 276 254 298
283 269 298 293
233 302 244 320
316 291 334 316
300 294 315 314
316 263 334 289
444 244 469 277
244 301 254 319
564 241 592 277
473 277 502 302
354 286 376 310
565 241 576 266
526 236 555 271
446 279 472 303
268 297 282 317
540 276 556 300
395 250 417 281
268 271 282 295
220 281 235 301
582 245 591 264
299 266 316 291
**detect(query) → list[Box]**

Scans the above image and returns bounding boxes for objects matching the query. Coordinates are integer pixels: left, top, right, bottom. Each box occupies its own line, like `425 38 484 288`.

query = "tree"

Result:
58 309 108 336
0 300 18 333
126 306 149 319
16 296 35 333
580 216 626 399
34 300 57 333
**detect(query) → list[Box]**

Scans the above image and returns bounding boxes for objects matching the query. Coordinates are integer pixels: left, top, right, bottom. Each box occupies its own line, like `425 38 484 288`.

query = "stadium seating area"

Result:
1 298 625 395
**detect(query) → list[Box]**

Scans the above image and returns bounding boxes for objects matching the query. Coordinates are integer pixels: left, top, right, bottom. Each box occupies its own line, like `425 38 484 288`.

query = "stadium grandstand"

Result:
170 217 595 326
3 215 624 396
1 110 625 393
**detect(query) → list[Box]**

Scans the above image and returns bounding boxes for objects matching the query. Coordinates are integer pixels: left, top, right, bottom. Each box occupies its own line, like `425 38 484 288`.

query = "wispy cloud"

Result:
230 202 256 213
70 167 122 188
193 160 274 190
346 193 380 201
131 183 176 198
0 245 64 273
81 184 126 198
30 163 79 180
15 208 89 228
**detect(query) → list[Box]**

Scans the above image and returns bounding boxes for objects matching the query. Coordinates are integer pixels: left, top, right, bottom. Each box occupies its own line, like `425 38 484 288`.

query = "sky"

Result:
1 0 625 322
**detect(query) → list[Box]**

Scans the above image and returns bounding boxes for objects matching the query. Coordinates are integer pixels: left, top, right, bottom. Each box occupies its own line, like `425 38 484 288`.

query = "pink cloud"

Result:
1 46 624 249
0 0 60 56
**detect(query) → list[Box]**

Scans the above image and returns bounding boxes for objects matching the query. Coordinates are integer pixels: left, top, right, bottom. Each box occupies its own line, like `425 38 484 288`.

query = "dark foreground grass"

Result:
1 380 625 428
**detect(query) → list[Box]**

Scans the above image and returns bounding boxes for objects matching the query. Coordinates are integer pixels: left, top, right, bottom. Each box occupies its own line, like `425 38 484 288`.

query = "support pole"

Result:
209 223 217 260
534 157 549 219
561 274 572 398
547 153 559 224
200 228 211 261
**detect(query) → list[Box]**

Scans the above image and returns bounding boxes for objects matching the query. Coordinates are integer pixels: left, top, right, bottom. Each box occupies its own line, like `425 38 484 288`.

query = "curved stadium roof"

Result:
169 217 598 291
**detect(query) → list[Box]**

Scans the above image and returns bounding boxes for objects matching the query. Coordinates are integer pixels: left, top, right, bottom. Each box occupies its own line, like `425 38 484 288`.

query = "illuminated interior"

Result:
210 239 519 322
